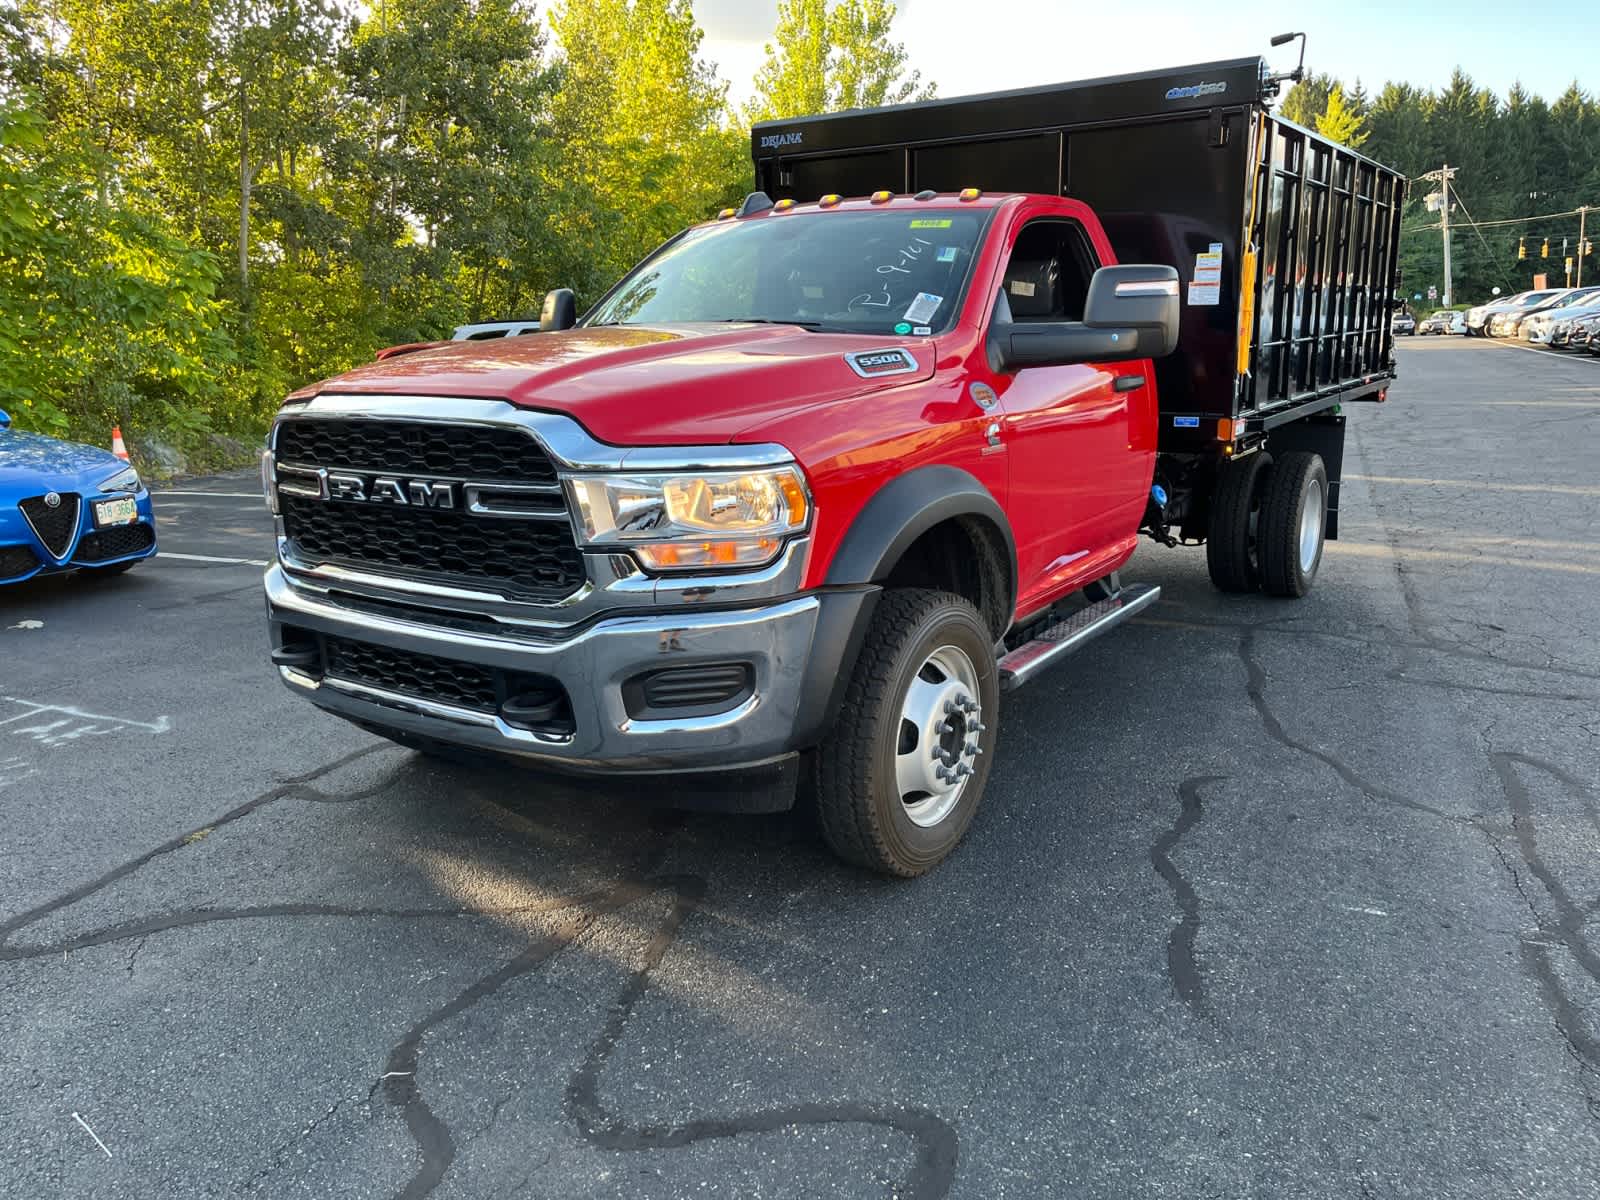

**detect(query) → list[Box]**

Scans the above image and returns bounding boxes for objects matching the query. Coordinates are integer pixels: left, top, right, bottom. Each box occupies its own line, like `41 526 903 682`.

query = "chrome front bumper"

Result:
265 563 821 772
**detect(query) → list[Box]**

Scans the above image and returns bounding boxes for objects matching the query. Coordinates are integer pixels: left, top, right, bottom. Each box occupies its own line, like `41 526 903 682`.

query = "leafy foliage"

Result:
2 0 911 452
3 0 1595 458
747 0 933 122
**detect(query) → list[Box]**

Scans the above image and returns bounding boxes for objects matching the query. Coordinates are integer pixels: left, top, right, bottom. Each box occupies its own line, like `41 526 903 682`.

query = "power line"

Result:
1447 186 1517 290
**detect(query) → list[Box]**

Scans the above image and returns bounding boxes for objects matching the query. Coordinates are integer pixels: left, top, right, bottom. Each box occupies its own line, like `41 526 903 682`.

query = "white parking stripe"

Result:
152 491 264 498
157 552 270 567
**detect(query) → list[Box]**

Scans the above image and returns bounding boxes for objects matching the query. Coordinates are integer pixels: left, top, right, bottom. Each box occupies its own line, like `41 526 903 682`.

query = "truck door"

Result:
986 217 1152 609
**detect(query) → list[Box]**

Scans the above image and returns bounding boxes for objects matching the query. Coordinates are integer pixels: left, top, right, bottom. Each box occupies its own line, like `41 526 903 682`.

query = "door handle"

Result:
1113 373 1146 393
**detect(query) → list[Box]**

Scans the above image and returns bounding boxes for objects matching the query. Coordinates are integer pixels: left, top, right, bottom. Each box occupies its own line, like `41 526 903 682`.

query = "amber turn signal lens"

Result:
634 538 783 570
774 198 796 212
870 190 892 204
959 187 981 201
819 193 841 207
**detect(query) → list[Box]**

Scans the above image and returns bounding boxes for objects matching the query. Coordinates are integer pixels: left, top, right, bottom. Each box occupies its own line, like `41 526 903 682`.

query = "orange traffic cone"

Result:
110 425 129 461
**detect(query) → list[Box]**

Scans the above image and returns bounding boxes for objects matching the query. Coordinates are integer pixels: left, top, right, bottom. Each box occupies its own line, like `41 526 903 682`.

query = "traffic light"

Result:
1518 237 1527 260
1585 239 1594 257
1541 238 1550 258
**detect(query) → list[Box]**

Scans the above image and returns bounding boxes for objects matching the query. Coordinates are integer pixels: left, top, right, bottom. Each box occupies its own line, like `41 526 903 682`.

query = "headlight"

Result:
98 465 142 493
261 449 278 516
565 465 809 571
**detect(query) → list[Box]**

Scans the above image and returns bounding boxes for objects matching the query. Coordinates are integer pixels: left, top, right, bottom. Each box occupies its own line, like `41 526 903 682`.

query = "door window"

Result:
995 220 1097 324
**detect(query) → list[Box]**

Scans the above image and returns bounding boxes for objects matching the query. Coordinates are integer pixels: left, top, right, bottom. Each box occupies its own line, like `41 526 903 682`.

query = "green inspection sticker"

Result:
893 321 912 334
909 218 953 228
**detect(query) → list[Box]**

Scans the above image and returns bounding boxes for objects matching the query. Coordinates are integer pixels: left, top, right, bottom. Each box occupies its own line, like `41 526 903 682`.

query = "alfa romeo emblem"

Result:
44 492 61 509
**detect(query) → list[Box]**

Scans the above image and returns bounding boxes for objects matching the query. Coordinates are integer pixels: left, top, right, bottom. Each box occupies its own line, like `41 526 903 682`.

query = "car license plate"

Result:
94 497 138 527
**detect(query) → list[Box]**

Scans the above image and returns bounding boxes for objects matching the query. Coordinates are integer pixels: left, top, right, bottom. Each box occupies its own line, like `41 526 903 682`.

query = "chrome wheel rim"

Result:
1300 478 1324 573
895 645 982 828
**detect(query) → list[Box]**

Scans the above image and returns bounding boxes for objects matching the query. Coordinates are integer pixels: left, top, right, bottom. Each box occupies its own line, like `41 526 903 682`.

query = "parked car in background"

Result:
1539 301 1600 348
1417 310 1455 335
0 409 157 585
1569 312 1600 352
372 317 546 362
452 319 542 341
1392 311 1416 336
1467 289 1557 336
1491 287 1599 338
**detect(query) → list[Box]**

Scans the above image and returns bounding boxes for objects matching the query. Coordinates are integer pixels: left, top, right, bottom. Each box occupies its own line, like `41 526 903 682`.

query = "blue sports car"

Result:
0 407 158 584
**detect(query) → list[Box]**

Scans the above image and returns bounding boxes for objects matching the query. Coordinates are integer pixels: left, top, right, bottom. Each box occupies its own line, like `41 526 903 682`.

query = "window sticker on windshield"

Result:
910 218 953 229
913 325 932 335
937 246 958 263
801 285 824 298
902 292 943 324
894 321 912 335
1009 280 1036 297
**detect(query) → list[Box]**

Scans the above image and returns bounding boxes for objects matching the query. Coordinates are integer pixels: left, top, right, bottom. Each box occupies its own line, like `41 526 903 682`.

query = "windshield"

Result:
584 209 991 336
1550 287 1600 309
1511 291 1558 308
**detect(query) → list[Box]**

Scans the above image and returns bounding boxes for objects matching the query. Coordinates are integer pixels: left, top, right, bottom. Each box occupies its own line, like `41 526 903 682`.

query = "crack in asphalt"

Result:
1484 751 1600 1119
1 748 960 1197
564 875 959 1196
382 869 958 1200
0 742 387 949
1238 627 1459 823
1150 777 1226 1018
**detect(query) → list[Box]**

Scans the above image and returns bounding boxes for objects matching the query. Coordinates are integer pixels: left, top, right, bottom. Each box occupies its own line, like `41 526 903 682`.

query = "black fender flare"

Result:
788 467 1017 750
824 465 1017 616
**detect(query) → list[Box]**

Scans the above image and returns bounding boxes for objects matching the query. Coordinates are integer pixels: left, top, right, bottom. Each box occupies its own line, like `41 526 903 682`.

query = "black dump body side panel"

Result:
751 58 1406 450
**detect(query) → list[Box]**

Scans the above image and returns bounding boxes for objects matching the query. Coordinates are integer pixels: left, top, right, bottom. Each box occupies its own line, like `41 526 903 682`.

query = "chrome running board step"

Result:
998 584 1160 691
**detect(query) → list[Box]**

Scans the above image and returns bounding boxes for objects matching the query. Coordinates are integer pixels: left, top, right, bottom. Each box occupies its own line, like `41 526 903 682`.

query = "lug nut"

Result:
965 742 982 756
955 763 973 778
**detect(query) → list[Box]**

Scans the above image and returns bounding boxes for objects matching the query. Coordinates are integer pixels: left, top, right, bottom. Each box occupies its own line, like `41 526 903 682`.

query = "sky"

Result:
692 0 1596 111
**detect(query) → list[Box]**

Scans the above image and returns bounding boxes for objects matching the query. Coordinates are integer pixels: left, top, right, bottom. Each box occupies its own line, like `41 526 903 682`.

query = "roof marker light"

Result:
959 187 982 201
819 193 842 207
717 207 735 220
870 190 892 204
914 189 937 201
774 198 796 212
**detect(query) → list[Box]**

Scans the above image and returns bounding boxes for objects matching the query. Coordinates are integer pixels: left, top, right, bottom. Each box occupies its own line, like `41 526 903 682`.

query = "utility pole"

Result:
1421 165 1457 305
1579 206 1589 288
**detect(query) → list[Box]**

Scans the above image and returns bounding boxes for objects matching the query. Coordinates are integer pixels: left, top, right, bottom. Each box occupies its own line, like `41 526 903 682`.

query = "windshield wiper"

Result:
708 317 825 330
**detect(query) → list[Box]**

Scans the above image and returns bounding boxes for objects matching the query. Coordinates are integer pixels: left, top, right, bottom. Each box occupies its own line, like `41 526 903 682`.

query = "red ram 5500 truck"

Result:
263 56 1405 875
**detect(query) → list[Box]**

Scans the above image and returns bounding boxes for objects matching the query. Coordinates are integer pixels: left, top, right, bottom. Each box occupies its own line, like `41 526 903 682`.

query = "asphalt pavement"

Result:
2 338 1597 1199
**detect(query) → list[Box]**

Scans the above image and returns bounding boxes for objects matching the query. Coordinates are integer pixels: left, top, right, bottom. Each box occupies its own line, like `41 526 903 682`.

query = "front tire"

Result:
812 589 998 877
1259 451 1328 598
1206 451 1273 593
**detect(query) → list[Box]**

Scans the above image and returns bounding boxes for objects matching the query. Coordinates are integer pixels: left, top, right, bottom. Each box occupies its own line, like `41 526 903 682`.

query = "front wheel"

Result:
1259 451 1327 598
811 589 999 877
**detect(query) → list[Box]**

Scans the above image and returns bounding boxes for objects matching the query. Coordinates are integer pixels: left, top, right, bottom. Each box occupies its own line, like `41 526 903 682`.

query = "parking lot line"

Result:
157 552 271 567
152 491 264 499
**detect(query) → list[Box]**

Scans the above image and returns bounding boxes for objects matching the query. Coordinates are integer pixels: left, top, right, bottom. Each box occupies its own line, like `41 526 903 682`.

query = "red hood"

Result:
294 324 936 444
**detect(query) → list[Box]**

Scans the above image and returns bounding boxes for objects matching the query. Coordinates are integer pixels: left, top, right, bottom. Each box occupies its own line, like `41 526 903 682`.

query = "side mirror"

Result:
540 288 577 332
0 408 10 429
990 265 1179 370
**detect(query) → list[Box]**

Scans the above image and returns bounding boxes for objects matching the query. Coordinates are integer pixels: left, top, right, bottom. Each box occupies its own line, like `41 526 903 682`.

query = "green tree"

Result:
0 97 232 437
1315 84 1369 148
747 0 933 122
549 0 743 293
1279 72 1335 128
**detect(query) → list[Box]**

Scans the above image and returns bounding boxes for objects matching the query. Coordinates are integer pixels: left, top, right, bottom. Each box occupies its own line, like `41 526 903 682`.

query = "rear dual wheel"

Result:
1206 450 1327 598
